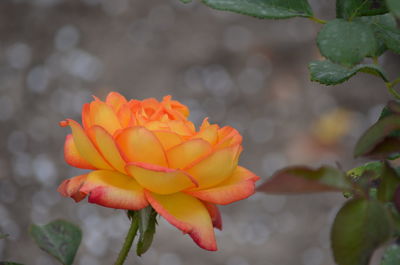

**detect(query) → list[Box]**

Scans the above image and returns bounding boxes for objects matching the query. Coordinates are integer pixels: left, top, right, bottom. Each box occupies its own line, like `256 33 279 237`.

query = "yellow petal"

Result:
153 130 183 150
63 119 113 170
186 166 259 205
90 100 122 135
167 139 212 169
145 191 217 251
80 170 148 210
90 126 127 174
194 125 218 145
186 145 240 189
64 134 95 169
116 126 168 167
106 92 127 112
126 162 197 195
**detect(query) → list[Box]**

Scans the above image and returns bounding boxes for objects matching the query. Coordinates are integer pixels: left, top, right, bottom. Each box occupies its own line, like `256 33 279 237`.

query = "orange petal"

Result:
145 191 217 251
64 134 96 169
80 170 148 210
153 130 183 150
167 139 212 169
116 126 168 167
203 202 222 230
186 145 241 189
217 126 243 148
57 174 88 202
89 126 127 173
125 162 197 195
64 119 113 170
90 100 122 135
117 104 133 128
186 166 259 205
194 125 218 145
106 92 127 112
82 103 91 130
167 120 195 136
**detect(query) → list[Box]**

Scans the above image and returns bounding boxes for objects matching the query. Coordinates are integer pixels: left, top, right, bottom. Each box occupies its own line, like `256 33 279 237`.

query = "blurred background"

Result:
0 0 398 264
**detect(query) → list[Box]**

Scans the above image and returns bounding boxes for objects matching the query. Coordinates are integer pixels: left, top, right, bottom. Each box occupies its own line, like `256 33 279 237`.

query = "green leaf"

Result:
30 220 82 265
387 0 400 18
377 161 400 202
257 165 351 193
354 114 400 158
136 207 158 256
336 0 388 19
317 19 377 66
0 262 24 265
347 161 383 181
356 13 397 57
201 0 313 19
331 199 392 265
179 0 192 3
374 23 400 54
381 243 400 265
309 60 388 85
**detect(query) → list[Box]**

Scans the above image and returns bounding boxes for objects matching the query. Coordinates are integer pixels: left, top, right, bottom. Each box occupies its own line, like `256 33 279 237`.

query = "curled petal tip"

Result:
59 120 69 127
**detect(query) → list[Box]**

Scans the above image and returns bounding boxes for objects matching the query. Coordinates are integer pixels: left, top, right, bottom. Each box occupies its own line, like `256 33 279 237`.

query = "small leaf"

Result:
317 19 377 66
374 23 400 54
381 243 400 265
258 165 351 194
331 199 392 265
136 207 158 256
357 14 397 57
30 220 82 265
309 60 388 85
377 161 400 202
354 114 400 158
201 0 313 19
347 161 383 181
387 0 400 18
0 262 25 265
336 0 388 19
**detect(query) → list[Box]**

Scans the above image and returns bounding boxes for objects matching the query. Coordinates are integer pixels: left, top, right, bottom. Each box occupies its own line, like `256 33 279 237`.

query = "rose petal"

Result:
167 120 195 136
106 92 127 112
125 162 197 195
194 125 218 145
90 100 122 135
82 103 91 130
62 119 113 170
90 125 127 173
186 166 259 205
145 191 217 251
116 126 168 167
64 134 95 169
57 174 88 202
203 202 222 230
167 139 212 169
217 126 242 148
80 170 148 210
186 145 241 189
153 130 183 150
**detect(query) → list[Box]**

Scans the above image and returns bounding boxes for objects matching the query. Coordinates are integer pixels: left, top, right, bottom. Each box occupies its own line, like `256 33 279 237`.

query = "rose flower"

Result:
58 92 259 251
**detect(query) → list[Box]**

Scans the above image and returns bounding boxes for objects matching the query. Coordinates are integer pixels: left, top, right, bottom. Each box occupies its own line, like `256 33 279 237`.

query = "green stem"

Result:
386 82 400 100
309 16 327 24
114 212 139 265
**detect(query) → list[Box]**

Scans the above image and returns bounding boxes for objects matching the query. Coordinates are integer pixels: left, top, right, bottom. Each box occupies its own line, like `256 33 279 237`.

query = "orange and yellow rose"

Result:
58 92 259 250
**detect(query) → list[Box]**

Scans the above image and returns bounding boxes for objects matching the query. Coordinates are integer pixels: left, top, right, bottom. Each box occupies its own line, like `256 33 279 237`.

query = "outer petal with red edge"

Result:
185 144 241 189
60 119 113 170
203 202 222 230
125 162 197 195
64 134 95 169
186 166 260 205
80 170 148 210
57 174 88 202
145 191 217 251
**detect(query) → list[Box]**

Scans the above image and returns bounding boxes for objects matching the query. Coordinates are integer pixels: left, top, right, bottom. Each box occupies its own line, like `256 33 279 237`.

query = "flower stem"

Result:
309 16 327 24
114 212 139 265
